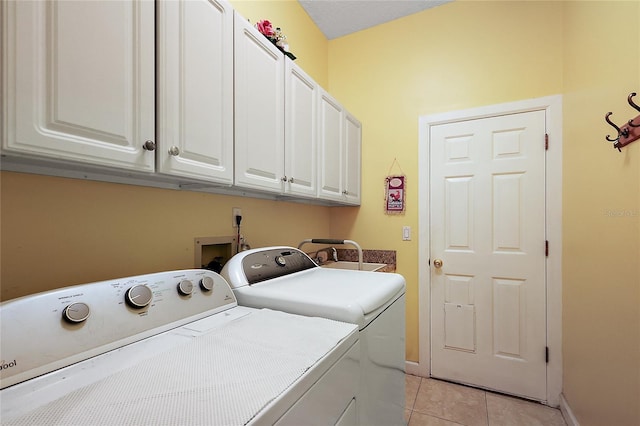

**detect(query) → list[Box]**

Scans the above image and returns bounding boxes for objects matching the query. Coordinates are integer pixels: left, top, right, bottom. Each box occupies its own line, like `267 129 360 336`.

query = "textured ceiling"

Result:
298 0 453 40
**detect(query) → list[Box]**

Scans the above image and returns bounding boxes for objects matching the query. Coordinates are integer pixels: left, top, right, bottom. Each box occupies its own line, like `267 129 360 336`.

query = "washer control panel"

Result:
0 269 237 389
240 248 317 285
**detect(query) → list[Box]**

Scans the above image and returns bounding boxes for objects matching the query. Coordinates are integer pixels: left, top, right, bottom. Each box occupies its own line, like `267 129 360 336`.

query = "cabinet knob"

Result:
289 177 295 183
168 146 180 156
281 176 288 182
142 140 156 151
342 190 349 195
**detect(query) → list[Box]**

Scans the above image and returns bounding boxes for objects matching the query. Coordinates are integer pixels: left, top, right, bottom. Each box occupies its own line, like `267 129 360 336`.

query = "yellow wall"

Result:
230 0 328 87
562 2 640 425
328 0 564 363
1 1 639 424
0 0 330 301
0 172 332 300
328 1 639 425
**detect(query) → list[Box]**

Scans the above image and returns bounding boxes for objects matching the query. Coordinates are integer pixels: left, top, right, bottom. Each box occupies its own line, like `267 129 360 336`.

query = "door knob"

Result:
433 259 443 268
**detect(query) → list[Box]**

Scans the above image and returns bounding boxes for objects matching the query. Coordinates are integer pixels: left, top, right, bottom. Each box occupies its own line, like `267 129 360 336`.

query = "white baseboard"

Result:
559 393 580 426
405 360 428 377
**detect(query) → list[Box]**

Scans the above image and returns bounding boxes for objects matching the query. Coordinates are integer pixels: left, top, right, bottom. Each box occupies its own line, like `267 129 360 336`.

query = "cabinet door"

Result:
317 89 344 201
157 0 233 184
284 61 317 198
343 112 362 205
2 0 155 171
233 12 285 192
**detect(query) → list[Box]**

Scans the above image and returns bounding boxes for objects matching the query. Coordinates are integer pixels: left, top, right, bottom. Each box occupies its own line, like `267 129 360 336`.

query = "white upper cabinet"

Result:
233 12 285 192
156 0 234 185
284 61 318 198
2 0 155 171
2 1 361 205
317 89 362 205
343 112 362 205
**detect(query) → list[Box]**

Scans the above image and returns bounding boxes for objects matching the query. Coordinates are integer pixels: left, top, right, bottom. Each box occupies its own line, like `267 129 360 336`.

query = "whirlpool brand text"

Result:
0 360 17 371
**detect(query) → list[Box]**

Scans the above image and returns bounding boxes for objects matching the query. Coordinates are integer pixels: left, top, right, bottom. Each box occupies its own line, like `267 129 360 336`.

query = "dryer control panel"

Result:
240 248 317 284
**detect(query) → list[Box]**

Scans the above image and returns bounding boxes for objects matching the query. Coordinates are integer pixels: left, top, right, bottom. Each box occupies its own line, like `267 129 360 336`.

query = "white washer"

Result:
221 247 406 426
0 269 359 425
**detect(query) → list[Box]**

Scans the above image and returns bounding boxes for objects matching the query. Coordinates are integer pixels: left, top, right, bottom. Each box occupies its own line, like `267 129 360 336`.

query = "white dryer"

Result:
221 246 406 426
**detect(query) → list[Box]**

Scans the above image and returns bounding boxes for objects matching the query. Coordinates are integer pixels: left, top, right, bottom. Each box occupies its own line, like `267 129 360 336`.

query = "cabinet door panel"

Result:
157 0 233 184
344 112 361 205
234 13 284 192
285 61 317 197
317 90 344 201
2 0 155 171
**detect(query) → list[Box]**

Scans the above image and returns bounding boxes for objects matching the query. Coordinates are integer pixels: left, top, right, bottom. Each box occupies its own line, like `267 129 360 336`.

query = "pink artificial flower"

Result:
255 20 275 37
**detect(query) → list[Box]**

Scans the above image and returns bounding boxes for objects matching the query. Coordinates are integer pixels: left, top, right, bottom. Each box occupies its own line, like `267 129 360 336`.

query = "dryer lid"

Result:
231 267 406 326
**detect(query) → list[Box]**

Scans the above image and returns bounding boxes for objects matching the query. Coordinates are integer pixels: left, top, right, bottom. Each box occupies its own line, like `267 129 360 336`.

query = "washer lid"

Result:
232 267 406 327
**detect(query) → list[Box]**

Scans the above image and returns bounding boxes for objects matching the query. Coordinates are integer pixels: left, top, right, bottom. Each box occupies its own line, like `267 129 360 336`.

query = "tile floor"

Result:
405 375 567 426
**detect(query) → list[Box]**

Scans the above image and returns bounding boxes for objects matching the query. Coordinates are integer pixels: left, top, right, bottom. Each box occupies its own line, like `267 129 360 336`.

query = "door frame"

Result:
413 95 563 406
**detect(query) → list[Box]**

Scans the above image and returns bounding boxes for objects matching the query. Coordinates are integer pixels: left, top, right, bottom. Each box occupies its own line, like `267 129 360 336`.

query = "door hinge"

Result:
546 346 549 363
545 240 549 257
545 133 549 150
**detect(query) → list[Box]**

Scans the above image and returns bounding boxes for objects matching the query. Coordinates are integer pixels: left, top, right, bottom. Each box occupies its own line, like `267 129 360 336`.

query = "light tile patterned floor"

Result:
405 375 567 426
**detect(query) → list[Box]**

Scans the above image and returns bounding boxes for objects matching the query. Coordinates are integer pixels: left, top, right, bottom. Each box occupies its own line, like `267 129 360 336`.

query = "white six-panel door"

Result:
430 110 547 400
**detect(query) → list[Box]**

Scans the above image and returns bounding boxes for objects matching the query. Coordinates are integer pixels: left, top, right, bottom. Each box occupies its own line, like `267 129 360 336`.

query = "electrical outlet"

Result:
232 207 242 227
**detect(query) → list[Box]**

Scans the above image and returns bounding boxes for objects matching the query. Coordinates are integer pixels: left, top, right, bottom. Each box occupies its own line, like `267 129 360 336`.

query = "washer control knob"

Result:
177 279 194 296
125 284 153 309
200 276 214 292
275 255 286 267
63 302 90 323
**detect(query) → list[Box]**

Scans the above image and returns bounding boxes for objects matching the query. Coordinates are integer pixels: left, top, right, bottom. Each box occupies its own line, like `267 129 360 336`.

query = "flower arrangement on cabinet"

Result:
255 19 297 60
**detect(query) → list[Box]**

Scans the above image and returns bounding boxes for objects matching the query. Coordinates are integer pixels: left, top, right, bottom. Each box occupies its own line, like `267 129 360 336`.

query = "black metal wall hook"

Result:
603 91 640 151
605 112 627 142
627 93 640 127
